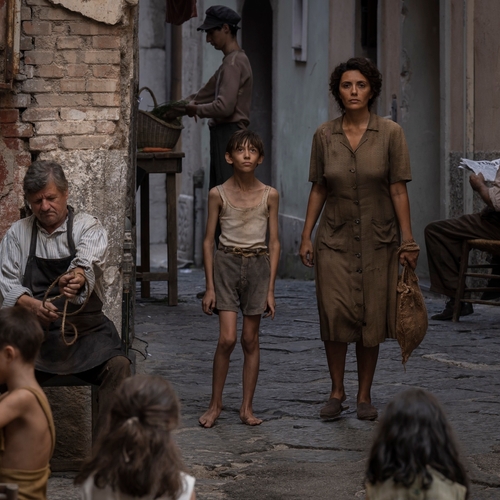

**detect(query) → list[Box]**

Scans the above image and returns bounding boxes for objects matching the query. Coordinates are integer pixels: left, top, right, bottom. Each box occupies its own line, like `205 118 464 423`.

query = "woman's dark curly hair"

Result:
75 375 186 499
329 57 382 112
366 389 469 498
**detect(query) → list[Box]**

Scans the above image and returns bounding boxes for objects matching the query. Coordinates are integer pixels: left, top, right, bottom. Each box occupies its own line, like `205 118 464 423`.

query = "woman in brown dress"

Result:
299 58 419 421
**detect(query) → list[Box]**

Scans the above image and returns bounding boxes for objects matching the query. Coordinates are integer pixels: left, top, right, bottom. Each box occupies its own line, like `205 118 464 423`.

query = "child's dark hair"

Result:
366 388 469 497
75 374 186 499
329 57 382 111
0 306 44 362
226 129 265 157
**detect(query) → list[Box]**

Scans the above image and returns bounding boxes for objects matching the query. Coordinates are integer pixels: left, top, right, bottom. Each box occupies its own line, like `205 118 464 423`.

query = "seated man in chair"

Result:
0 161 130 435
425 169 500 320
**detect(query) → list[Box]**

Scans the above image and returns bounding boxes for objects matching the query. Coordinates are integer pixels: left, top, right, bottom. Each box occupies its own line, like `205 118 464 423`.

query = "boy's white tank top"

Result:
217 185 270 250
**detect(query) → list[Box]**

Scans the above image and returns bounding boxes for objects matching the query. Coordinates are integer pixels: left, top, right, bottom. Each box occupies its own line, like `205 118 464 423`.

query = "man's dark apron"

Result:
22 208 126 375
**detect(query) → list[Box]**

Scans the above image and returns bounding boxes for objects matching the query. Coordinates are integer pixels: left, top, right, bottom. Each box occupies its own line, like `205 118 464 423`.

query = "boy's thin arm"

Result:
0 390 33 428
265 189 280 318
202 188 222 314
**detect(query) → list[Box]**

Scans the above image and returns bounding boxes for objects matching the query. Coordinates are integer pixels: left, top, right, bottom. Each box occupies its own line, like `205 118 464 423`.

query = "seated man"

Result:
425 169 500 320
0 161 130 434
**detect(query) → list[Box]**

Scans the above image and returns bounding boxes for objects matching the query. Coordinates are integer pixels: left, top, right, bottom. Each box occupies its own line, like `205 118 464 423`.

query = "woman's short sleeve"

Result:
308 127 326 184
388 123 412 184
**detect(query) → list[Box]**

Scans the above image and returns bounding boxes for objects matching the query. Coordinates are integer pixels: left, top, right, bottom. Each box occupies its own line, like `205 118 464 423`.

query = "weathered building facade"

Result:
0 0 138 467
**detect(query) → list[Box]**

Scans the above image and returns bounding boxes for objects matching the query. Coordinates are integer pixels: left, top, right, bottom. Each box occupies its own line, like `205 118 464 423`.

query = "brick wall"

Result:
0 0 136 238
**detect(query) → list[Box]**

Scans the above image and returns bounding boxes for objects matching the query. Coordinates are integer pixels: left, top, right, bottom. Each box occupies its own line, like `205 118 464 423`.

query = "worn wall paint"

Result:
48 0 138 25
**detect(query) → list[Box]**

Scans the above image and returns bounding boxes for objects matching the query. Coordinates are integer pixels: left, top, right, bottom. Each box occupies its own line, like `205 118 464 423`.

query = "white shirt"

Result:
489 167 500 211
80 472 195 500
0 211 108 307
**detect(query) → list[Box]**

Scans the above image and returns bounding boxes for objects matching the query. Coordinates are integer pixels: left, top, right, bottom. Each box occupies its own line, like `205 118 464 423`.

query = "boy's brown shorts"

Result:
214 248 270 316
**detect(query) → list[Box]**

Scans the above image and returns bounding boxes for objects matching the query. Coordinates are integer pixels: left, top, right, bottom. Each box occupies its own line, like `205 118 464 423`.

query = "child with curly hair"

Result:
75 374 195 500
365 388 469 499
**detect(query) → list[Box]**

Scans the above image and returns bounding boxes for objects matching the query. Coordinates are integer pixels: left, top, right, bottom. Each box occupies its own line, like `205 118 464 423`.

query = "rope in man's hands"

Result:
42 270 90 346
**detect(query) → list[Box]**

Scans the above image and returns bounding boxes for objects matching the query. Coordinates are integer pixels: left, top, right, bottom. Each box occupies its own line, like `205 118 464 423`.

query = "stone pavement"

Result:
49 268 500 499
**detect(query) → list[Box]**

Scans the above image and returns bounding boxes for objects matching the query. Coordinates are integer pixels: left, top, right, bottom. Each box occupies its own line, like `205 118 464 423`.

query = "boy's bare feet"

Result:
199 406 221 428
240 410 263 426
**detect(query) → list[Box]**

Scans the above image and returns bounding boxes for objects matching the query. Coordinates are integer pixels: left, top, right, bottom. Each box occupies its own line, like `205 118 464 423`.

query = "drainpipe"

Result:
122 218 134 354
463 0 474 214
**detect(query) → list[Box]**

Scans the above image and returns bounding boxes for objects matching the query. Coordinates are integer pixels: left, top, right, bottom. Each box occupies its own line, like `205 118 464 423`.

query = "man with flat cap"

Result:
184 5 253 189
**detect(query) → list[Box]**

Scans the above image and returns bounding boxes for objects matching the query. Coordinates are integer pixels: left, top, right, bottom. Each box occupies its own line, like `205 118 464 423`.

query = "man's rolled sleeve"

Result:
69 216 108 305
0 232 33 308
489 169 500 211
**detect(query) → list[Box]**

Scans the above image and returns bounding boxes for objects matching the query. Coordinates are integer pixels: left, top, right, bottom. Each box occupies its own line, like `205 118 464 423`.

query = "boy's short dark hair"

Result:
226 130 265 157
0 306 44 363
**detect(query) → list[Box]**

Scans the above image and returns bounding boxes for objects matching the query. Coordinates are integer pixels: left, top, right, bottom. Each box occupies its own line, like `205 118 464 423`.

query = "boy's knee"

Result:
241 333 259 351
218 336 237 352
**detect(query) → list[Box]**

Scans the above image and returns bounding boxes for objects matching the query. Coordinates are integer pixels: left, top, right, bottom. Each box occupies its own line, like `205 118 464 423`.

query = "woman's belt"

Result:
218 245 269 257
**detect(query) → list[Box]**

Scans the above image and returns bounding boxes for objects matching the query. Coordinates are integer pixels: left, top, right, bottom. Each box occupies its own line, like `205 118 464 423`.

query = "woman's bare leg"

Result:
240 314 263 425
199 311 237 428
324 340 348 400
355 342 379 404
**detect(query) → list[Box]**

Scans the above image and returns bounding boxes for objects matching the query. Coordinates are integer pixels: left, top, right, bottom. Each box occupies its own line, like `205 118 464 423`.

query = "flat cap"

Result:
197 5 241 31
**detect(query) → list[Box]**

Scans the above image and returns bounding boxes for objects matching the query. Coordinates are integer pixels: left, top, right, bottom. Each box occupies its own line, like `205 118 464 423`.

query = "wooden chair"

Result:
0 483 18 500
453 239 500 321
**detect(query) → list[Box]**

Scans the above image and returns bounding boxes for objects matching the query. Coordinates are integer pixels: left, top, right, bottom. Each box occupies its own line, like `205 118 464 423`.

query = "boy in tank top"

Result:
200 130 280 428
0 306 55 500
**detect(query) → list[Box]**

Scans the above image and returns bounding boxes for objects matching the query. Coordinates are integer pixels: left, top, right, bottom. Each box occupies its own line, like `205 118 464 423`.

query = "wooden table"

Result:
136 151 184 305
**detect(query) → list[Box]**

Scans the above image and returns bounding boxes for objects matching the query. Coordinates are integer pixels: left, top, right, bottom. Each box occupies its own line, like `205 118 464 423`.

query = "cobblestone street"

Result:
49 268 500 499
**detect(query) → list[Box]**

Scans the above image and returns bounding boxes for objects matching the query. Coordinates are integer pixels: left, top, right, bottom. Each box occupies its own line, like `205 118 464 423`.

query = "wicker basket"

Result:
137 87 183 149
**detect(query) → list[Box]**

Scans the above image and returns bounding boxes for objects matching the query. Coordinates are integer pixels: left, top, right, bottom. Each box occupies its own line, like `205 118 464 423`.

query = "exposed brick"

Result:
92 65 120 78
0 93 31 108
68 22 117 36
20 36 34 51
38 7 83 21
36 64 65 79
23 20 52 35
95 121 116 134
58 108 121 121
82 51 120 65
59 109 86 120
21 6 32 20
0 122 34 138
52 24 66 34
60 50 81 64
34 94 89 107
92 36 120 50
57 36 84 50
60 79 86 92
24 51 53 65
61 135 108 150
22 108 59 122
29 136 59 151
85 108 120 121
67 64 88 77
22 79 53 93
86 79 118 93
22 65 35 79
0 109 20 123
92 94 120 107
25 0 51 5
35 120 94 135
3 138 28 151
15 151 32 167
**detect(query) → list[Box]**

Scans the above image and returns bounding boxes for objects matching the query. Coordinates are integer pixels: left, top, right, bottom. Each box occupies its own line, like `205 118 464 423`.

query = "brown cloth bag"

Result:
396 254 428 366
